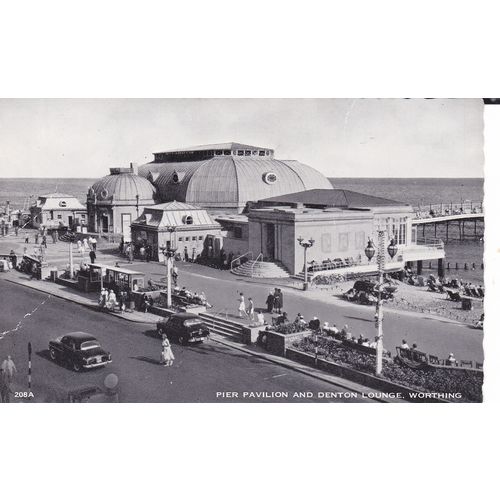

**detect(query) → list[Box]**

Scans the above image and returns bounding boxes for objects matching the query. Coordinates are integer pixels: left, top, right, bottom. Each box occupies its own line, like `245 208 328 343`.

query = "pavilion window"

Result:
245 150 251 156
223 150 231 155
237 150 244 156
259 150 266 156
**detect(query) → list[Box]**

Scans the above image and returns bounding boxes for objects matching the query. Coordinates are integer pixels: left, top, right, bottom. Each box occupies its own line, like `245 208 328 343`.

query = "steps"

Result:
231 260 290 279
199 312 246 340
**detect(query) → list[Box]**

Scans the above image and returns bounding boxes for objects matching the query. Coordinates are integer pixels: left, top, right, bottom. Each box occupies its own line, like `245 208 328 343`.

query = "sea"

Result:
0 177 484 282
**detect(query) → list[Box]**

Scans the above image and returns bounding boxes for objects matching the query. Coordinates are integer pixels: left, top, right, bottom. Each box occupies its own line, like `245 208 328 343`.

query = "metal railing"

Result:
230 251 253 272
415 237 445 249
249 253 263 277
414 201 483 219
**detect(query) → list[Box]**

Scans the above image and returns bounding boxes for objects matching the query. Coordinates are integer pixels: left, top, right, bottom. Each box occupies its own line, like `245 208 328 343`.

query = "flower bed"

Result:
272 322 308 334
294 336 483 402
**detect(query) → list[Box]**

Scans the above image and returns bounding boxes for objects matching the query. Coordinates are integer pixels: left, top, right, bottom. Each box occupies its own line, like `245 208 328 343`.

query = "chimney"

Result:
130 162 137 174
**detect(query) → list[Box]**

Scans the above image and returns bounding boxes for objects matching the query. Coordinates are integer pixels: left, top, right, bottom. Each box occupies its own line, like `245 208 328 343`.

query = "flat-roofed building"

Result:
223 189 444 277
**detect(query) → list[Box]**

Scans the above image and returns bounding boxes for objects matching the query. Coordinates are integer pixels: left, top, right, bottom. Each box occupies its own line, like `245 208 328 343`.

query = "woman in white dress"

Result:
161 334 175 366
237 292 247 318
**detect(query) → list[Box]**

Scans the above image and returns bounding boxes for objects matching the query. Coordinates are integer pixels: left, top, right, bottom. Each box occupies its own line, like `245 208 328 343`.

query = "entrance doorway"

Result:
101 214 109 233
266 223 275 260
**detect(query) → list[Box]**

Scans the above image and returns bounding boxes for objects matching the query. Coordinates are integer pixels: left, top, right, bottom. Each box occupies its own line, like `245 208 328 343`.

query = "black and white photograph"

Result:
0 98 485 403
1 3 499 500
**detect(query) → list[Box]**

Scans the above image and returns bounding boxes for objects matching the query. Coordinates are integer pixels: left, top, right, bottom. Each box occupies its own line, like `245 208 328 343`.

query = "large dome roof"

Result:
89 168 156 204
138 144 332 210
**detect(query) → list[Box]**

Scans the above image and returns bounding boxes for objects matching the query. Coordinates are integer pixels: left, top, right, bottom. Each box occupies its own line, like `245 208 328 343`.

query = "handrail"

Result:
250 253 263 277
230 251 253 272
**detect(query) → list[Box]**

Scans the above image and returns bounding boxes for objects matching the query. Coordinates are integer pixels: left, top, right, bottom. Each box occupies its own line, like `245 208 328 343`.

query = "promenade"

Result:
0 230 484 364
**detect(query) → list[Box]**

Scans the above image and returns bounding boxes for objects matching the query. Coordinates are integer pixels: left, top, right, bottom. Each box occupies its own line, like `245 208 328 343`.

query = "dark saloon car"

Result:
49 332 112 372
156 312 210 345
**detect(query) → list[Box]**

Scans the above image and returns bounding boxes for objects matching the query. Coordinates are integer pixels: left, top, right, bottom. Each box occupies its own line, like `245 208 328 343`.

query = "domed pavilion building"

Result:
138 142 333 213
87 166 157 238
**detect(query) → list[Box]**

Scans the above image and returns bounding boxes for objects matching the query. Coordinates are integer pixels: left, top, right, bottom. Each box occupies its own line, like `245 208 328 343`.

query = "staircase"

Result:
199 312 245 340
231 260 290 279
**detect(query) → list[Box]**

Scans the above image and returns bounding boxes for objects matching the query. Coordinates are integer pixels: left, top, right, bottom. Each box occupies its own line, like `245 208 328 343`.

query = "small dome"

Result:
89 167 156 204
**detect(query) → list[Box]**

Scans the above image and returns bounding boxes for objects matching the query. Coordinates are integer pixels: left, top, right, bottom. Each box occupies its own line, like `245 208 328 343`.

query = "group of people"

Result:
400 339 459 367
98 287 128 312
265 288 284 314
119 238 153 263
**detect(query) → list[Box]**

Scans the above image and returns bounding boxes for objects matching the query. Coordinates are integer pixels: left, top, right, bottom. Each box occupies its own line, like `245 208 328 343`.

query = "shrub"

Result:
272 322 308 334
293 336 482 402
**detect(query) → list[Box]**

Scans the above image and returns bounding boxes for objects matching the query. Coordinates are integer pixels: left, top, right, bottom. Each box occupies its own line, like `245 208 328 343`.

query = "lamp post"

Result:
297 236 315 290
68 233 75 279
365 232 398 376
160 226 177 309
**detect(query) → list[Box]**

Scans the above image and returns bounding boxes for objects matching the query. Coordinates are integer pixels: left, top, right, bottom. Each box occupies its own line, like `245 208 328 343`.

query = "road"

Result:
138 260 484 364
0 281 368 403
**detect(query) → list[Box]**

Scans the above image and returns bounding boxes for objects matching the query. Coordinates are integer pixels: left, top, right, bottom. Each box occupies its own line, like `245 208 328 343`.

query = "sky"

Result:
0 98 484 179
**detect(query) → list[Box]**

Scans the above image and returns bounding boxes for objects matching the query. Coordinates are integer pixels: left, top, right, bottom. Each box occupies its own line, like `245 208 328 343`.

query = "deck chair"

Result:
447 290 461 302
428 354 441 365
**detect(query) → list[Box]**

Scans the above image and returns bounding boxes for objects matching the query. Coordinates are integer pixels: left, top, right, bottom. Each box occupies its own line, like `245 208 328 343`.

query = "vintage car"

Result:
156 312 210 345
49 332 112 372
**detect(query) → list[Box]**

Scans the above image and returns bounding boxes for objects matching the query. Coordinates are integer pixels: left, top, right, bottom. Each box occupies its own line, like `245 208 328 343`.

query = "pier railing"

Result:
414 201 483 219
415 237 445 249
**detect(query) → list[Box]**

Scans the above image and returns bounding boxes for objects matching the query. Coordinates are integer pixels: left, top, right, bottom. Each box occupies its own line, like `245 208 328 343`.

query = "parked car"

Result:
156 312 210 345
49 332 112 372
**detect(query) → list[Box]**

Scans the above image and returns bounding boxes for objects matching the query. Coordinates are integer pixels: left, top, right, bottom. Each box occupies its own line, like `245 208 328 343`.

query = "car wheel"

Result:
49 348 57 361
72 361 82 372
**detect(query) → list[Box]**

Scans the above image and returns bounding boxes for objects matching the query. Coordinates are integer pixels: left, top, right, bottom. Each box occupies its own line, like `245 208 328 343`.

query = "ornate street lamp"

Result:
364 232 398 376
297 236 315 290
160 225 177 309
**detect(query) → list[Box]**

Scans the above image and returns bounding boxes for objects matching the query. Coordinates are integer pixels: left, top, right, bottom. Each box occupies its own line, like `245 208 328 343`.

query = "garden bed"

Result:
293 336 483 402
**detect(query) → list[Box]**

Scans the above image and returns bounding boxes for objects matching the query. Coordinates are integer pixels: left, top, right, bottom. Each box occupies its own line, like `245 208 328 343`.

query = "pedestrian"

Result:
278 288 284 314
191 247 196 262
184 246 189 262
161 334 175 366
401 339 410 350
14 226 18 236
146 244 152 262
35 232 39 244
0 368 13 403
1 355 17 383
89 249 96 263
247 297 255 321
128 243 134 263
446 353 456 366
119 236 124 254
139 245 146 261
237 292 247 318
42 234 47 248
266 290 274 313
24 233 29 244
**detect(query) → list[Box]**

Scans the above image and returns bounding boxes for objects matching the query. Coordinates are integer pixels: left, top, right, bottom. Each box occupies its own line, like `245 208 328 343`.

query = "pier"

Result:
412 201 483 242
